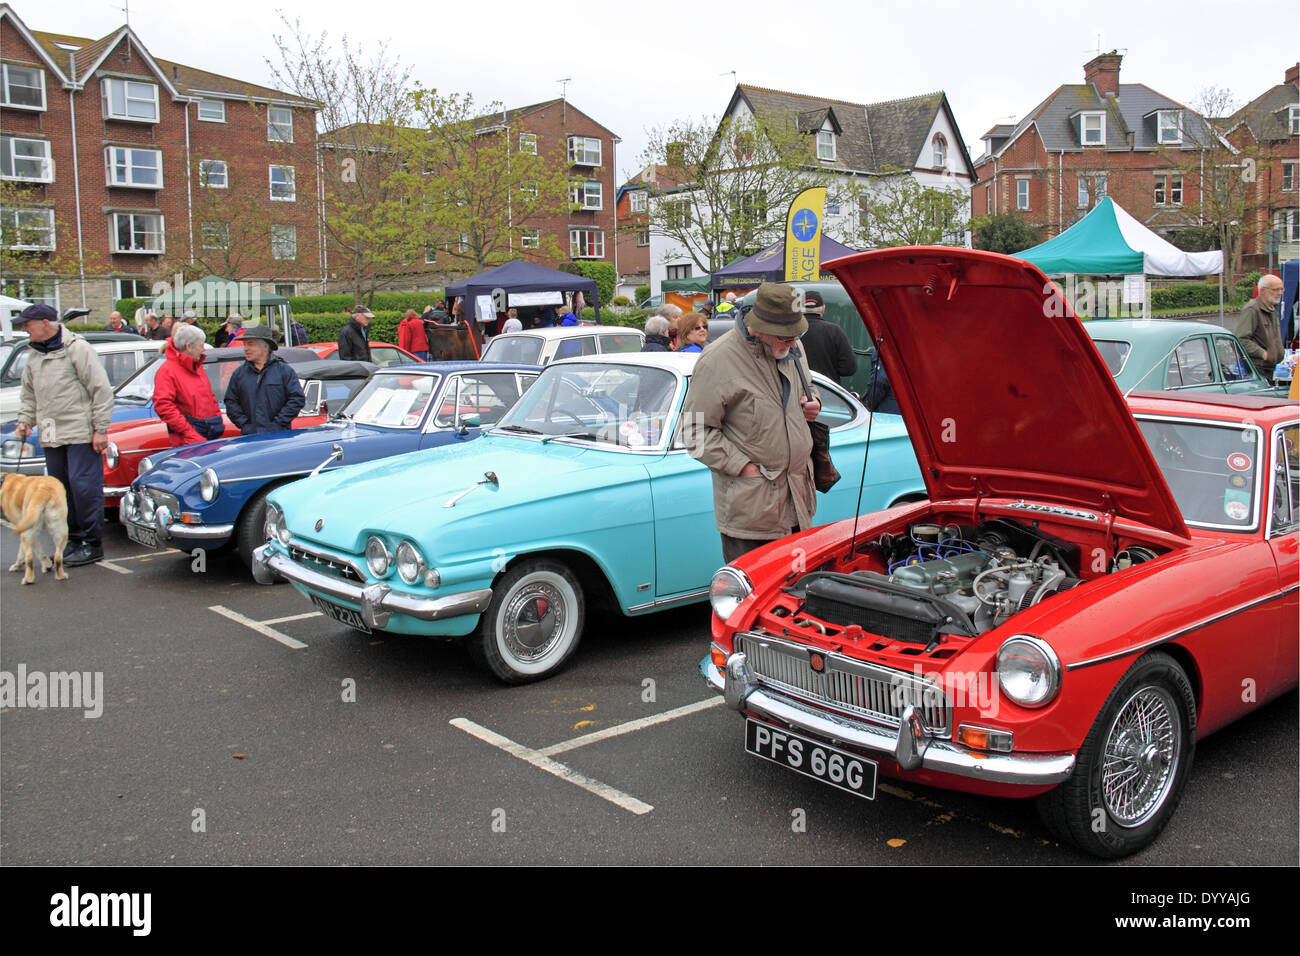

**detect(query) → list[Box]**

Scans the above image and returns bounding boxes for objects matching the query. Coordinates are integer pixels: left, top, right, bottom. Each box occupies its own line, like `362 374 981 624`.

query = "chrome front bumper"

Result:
120 493 234 543
251 543 493 630
705 651 1075 787
0 456 45 475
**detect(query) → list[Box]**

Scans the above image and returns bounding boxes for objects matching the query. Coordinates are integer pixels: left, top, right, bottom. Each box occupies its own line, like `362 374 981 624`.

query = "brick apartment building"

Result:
1222 64 1300 270
614 164 685 300
972 53 1216 249
0 4 319 317
318 98 620 293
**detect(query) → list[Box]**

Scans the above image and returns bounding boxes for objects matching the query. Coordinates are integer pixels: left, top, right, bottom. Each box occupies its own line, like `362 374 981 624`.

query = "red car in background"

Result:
704 248 1298 858
308 341 423 366
103 350 373 506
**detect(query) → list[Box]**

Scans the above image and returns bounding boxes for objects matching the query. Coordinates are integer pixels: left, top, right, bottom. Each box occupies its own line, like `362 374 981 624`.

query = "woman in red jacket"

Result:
398 308 430 361
153 324 224 446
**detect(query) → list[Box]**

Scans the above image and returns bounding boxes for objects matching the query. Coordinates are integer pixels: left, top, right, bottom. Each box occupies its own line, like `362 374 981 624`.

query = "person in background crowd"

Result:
674 312 708 352
104 310 135 334
338 305 373 362
798 289 856 384
698 302 715 321
642 315 672 352
153 324 223 447
501 308 523 334
559 301 579 326
399 308 430 360
224 326 305 435
180 310 199 325
1237 274 1285 382
288 317 309 347
145 313 174 341
681 282 820 565
11 304 114 567
714 292 738 316
537 304 558 327
214 314 245 347
654 303 682 348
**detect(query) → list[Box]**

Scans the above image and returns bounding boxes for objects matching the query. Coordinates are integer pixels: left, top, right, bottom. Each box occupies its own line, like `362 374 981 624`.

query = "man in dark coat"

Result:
642 315 672 351
798 289 856 384
224 326 305 435
337 305 373 361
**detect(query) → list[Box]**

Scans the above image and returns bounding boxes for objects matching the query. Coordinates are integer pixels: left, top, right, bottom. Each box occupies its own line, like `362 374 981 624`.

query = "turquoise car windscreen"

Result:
496 363 678 447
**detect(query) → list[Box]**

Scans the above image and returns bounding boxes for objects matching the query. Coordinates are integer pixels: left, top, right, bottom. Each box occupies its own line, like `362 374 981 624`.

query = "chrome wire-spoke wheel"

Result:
1101 685 1181 827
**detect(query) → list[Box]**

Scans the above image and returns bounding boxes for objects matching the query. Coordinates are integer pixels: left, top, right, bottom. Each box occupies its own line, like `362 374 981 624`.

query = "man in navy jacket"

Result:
225 326 305 435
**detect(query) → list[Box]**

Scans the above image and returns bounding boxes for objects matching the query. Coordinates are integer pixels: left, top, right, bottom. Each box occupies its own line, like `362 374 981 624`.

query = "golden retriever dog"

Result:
1 474 70 584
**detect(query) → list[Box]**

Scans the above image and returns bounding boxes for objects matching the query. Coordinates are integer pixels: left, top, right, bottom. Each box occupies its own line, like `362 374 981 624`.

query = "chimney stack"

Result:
1084 51 1123 98
1286 63 1299 86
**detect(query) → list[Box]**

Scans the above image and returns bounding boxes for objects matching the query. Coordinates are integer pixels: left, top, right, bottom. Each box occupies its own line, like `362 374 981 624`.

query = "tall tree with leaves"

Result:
640 110 831 274
0 180 105 308
845 169 969 249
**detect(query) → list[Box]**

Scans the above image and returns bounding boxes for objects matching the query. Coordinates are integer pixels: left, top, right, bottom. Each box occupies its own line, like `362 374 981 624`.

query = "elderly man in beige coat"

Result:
12 304 115 566
682 282 821 564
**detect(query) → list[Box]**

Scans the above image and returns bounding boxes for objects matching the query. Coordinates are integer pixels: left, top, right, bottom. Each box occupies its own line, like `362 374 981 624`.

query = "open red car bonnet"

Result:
827 248 1188 538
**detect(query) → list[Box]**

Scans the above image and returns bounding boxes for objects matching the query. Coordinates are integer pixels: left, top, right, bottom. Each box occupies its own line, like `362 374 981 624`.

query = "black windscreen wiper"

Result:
496 424 542 435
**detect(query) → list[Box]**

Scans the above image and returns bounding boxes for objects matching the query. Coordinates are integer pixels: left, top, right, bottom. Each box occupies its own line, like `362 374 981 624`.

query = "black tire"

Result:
469 558 585 685
235 486 279 574
1038 651 1196 858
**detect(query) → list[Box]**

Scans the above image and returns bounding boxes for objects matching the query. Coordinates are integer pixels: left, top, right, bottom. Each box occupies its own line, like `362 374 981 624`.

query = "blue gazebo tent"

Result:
711 235 858 291
445 260 600 322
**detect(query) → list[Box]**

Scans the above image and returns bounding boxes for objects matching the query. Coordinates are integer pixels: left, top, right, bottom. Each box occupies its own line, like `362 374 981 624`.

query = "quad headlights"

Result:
264 502 290 546
996 635 1061 708
365 536 438 587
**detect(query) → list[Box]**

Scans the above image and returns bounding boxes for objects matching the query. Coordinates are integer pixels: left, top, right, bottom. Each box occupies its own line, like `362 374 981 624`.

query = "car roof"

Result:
493 326 643 339
203 346 319 364
550 350 699 372
1126 390 1300 422
291 359 377 380
1084 319 1238 342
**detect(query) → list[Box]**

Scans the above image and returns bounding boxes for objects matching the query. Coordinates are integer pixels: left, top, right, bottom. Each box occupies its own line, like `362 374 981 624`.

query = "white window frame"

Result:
817 129 836 161
931 134 946 169
114 277 151 300
1154 172 1183 206
271 224 297 260
1016 176 1030 210
1077 175 1089 208
6 278 57 309
1 63 46 111
268 106 294 143
520 180 539 197
636 228 649 247
269 165 296 202
519 133 538 155
273 283 297 297
520 228 540 249
570 180 602 210
197 98 226 123
1 206 55 250
0 135 53 182
630 190 647 213
1289 105 1299 136
665 264 691 281
105 146 163 189
199 159 227 189
569 227 604 259
200 221 229 250
567 135 601 166
1080 112 1105 145
1283 161 1297 192
102 77 159 123
112 212 165 254
1277 209 1300 243
1157 110 1183 144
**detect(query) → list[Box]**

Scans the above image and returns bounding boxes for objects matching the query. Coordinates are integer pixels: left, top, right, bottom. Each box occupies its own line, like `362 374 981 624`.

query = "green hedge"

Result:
1149 284 1223 310
113 291 446 319
583 307 649 328
635 285 650 304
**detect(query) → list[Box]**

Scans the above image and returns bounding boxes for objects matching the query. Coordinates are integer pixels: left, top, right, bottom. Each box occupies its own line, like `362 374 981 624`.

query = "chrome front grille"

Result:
288 543 365 583
737 632 950 733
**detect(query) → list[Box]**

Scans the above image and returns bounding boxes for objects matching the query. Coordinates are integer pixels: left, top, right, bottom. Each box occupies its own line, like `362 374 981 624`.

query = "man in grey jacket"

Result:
1236 274 1285 381
12 304 115 566
682 283 820 564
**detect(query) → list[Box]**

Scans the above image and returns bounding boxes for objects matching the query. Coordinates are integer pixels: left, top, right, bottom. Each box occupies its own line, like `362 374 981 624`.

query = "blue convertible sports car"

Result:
252 352 927 684
120 361 540 568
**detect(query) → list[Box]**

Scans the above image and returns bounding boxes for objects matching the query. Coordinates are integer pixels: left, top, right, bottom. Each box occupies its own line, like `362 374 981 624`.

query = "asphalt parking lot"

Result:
1 519 1296 866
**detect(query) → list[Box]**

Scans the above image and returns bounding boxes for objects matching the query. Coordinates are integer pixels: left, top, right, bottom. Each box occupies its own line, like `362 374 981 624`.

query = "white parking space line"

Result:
538 697 723 757
450 717 654 816
262 611 323 625
99 549 183 575
97 560 132 575
208 605 308 650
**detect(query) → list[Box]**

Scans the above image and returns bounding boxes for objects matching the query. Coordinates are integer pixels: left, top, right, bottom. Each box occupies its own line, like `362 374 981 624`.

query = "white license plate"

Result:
745 719 877 800
125 521 158 550
310 593 372 634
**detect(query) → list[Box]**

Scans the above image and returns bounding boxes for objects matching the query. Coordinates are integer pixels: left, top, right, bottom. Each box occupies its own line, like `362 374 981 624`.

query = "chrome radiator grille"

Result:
288 543 365 583
737 632 950 733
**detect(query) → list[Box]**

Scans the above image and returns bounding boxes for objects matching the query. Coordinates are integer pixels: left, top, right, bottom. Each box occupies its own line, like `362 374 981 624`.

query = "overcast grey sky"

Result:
29 0 1300 182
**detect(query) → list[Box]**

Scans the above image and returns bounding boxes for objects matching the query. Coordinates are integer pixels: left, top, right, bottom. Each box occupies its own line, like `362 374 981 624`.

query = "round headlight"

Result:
2 440 33 458
139 494 156 522
104 441 119 469
709 566 753 622
396 540 425 584
265 502 290 546
138 457 154 477
199 468 220 503
996 635 1061 708
365 536 392 578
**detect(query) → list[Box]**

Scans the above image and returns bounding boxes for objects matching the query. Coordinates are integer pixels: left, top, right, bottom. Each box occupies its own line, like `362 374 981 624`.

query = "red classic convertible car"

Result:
704 248 1298 858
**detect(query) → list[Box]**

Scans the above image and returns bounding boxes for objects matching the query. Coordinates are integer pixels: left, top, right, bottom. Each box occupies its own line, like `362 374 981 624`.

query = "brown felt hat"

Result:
745 282 808 337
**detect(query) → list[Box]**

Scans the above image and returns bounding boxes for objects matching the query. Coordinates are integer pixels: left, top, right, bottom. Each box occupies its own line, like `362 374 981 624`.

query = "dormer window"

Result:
102 78 159 123
1290 105 1299 135
1 64 45 111
816 129 836 161
1080 112 1105 145
1157 110 1183 144
931 133 947 169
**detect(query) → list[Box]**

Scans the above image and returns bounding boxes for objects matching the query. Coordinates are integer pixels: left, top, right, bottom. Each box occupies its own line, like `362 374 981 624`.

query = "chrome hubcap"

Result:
502 581 566 661
1101 686 1179 827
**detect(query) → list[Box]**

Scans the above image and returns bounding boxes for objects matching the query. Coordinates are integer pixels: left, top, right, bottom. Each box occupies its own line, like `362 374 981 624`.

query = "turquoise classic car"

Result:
253 351 926 683
1084 319 1285 395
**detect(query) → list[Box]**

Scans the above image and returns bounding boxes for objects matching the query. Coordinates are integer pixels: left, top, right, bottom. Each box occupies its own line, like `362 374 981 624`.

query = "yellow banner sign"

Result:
784 187 827 282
